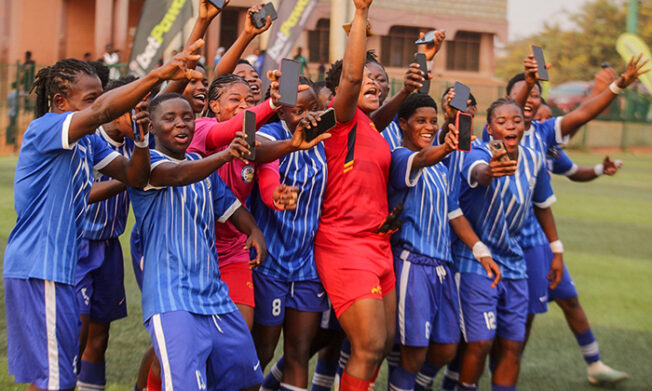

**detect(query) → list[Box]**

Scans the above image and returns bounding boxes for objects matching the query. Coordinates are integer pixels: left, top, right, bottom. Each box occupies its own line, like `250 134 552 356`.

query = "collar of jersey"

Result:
98 126 125 147
152 149 187 163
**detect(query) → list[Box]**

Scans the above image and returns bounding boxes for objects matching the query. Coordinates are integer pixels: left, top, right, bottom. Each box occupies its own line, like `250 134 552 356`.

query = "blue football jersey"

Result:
82 127 134 240
389 147 457 263
381 119 403 151
128 150 240 321
250 121 327 281
3 112 119 284
546 145 577 176
452 143 556 279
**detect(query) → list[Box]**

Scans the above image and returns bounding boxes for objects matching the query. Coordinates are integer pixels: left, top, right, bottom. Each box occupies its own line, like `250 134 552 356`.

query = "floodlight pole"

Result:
627 0 638 34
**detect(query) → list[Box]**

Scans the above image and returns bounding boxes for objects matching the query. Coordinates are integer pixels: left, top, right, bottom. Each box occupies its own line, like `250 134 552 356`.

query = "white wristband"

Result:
550 240 564 254
609 81 624 95
593 163 604 176
134 137 149 149
472 241 492 261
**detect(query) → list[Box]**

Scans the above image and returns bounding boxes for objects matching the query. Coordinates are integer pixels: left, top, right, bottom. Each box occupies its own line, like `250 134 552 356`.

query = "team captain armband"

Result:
472 241 492 261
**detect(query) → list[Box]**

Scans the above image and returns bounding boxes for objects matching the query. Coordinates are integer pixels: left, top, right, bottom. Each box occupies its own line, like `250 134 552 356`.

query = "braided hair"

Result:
203 74 249 117
32 58 97 118
486 97 523 125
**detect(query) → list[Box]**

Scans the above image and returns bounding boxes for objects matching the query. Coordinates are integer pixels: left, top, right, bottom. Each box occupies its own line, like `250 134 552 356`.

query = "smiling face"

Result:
150 97 195 159
487 102 524 154
534 103 553 122
508 80 541 125
399 106 438 151
53 73 103 113
208 81 255 122
278 88 318 133
366 62 389 105
234 62 263 102
183 67 208 114
357 66 381 113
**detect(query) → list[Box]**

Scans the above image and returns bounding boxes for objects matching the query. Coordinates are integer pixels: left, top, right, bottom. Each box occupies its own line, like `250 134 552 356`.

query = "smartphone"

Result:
456 112 472 152
251 2 278 29
488 140 511 162
243 110 256 161
415 30 436 45
530 45 549 81
449 81 470 112
601 62 611 69
208 0 226 10
414 53 430 94
131 109 142 142
305 108 336 142
279 58 300 107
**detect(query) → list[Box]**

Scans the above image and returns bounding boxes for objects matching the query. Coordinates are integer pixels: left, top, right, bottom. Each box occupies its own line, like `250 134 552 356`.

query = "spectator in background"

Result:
103 44 121 80
245 48 260 68
294 47 308 75
317 63 326 81
254 49 265 75
21 51 35 111
6 82 19 147
214 47 225 67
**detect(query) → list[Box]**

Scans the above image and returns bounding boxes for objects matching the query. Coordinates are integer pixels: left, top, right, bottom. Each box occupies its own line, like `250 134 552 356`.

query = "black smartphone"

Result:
251 2 278 29
456 112 472 152
305 108 336 142
414 53 430 94
415 30 436 45
131 109 142 142
208 0 226 10
243 110 256 161
449 81 470 112
279 58 300 107
530 45 549 81
488 140 511 162
601 62 611 69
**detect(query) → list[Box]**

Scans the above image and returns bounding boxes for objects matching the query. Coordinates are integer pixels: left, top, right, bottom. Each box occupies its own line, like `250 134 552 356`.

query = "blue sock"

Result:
440 355 461 391
77 360 106 390
457 384 477 391
261 356 285 391
134 386 140 391
574 329 600 364
386 344 401 381
491 384 516 391
389 365 417 391
280 383 307 391
414 360 440 391
336 339 351 379
311 358 338 391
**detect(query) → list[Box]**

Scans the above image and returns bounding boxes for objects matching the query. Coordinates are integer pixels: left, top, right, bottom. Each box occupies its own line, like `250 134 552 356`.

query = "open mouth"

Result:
503 133 519 146
174 133 189 143
523 105 533 115
193 93 206 105
420 131 434 141
250 84 260 94
363 86 379 101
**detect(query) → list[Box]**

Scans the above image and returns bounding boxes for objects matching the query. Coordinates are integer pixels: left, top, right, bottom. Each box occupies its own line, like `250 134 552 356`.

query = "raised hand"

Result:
223 131 255 164
616 53 650 89
603 155 623 176
402 63 427 94
156 39 205 80
479 256 501 288
418 29 446 61
443 88 459 120
267 69 311 107
489 151 517 177
245 4 272 36
443 123 459 153
272 184 299 211
353 0 373 10
199 0 228 20
130 100 151 142
590 66 618 97
290 111 332 150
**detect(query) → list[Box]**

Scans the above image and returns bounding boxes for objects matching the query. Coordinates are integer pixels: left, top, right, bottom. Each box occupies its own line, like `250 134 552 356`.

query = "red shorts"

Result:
314 239 395 318
220 261 255 307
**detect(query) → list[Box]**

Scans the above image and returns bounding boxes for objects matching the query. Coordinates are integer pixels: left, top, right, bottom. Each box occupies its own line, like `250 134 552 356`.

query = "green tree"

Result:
496 0 652 84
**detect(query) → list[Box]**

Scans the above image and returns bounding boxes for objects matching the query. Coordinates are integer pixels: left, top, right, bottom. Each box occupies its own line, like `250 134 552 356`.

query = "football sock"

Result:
575 329 600 364
77 360 106 391
261 356 286 391
311 358 338 391
389 365 417 391
414 360 440 391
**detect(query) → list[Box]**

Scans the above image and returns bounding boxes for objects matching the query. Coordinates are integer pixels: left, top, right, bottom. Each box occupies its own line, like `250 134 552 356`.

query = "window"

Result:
446 31 481 72
381 26 420 67
308 19 330 63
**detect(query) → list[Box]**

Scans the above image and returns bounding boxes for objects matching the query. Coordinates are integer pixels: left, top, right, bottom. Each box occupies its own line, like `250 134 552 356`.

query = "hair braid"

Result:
32 58 96 118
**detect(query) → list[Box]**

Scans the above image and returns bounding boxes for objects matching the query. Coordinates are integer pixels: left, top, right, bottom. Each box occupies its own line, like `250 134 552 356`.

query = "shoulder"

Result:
258 121 287 141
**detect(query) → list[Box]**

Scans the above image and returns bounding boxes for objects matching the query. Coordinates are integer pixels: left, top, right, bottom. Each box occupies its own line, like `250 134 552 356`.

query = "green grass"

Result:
1 152 652 390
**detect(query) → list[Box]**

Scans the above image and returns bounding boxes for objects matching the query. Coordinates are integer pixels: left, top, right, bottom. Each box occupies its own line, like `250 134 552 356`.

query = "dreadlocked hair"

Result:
203 74 249 117
486 97 523 125
33 58 97 118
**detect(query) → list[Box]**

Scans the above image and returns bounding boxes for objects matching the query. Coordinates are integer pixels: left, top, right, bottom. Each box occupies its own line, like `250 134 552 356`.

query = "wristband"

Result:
269 98 281 111
550 240 564 254
134 137 149 149
593 163 604 176
472 241 492 261
609 81 624 95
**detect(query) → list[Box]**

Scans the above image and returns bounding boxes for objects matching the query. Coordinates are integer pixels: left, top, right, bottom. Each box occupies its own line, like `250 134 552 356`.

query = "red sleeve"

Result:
257 160 281 210
205 98 280 150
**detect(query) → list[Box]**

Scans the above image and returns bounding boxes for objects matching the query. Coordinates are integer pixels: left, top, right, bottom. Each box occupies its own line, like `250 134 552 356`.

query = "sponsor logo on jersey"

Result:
241 165 255 184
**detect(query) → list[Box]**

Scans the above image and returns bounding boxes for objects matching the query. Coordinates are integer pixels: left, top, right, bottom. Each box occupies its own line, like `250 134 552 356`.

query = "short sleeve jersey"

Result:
381 119 402 150
82 127 134 240
452 144 556 279
547 146 577 176
388 147 457 263
314 108 392 264
483 117 564 248
128 150 240 321
3 112 119 284
250 121 327 281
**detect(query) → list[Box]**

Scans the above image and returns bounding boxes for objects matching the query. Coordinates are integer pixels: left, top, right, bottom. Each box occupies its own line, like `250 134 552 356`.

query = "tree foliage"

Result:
496 0 652 84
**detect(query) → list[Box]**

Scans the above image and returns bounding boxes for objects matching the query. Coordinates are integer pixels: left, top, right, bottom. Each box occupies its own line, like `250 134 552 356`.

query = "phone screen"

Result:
449 81 470 112
414 53 430 94
531 45 549 81
306 108 336 142
131 109 141 142
456 112 472 152
244 110 256 161
279 59 300 107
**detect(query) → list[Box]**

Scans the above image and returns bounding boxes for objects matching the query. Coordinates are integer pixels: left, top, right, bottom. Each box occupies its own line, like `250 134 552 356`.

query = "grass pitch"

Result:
0 151 651 390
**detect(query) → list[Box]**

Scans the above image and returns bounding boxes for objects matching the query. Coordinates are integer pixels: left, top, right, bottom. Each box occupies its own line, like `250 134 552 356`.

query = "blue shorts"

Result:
5 278 80 390
525 244 578 315
130 227 144 290
457 273 528 343
395 250 460 346
75 238 127 322
253 271 329 326
145 310 263 390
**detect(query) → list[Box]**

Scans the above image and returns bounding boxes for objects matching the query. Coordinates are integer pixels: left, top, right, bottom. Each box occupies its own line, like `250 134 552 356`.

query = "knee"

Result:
285 337 312 365
86 327 110 353
351 334 386 366
466 340 493 357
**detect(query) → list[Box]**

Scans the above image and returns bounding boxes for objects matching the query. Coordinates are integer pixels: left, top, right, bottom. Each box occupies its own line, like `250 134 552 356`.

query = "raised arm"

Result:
471 151 517 187
332 0 372 124
69 40 205 144
411 124 457 170
568 156 622 182
88 180 127 204
370 63 425 131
